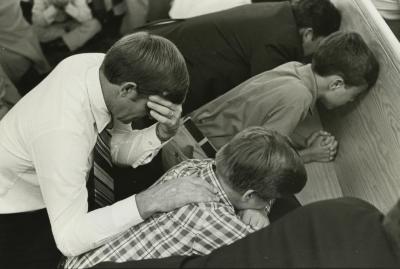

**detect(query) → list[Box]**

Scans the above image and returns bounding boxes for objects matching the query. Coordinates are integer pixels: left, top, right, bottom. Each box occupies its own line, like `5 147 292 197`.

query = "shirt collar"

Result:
204 160 235 211
86 65 111 134
296 64 318 115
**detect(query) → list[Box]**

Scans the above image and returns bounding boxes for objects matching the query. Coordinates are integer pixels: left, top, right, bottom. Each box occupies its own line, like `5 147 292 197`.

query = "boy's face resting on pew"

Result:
312 31 379 110
319 78 367 109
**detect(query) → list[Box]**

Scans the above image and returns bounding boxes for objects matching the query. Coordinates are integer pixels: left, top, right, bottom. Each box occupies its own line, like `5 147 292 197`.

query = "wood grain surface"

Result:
317 0 400 213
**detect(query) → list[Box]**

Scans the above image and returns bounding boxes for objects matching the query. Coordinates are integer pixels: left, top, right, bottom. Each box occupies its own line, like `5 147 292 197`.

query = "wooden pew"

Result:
298 0 400 213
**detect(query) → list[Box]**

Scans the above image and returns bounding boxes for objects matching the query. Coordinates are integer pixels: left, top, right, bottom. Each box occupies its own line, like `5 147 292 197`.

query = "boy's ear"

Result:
242 190 257 202
119 82 138 99
300 27 314 43
328 77 345 91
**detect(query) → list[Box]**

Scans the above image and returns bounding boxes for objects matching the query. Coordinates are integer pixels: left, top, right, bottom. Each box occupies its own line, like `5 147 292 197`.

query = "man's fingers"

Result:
148 101 173 116
149 95 174 107
189 189 219 203
188 177 219 195
149 109 170 124
148 96 183 113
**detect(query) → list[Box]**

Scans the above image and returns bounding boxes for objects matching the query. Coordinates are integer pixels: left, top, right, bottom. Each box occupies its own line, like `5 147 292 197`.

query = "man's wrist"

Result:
135 190 157 220
156 123 173 142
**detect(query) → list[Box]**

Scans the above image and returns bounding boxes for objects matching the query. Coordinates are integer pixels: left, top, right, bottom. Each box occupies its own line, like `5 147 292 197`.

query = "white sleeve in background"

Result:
169 0 251 19
110 121 167 168
30 129 144 257
32 0 60 26
65 0 93 23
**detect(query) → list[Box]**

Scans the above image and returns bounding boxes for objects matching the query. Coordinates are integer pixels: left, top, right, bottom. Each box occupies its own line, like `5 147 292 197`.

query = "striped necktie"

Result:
87 129 115 210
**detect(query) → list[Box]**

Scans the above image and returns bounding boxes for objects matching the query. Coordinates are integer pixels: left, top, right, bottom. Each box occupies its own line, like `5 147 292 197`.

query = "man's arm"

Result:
250 44 301 76
31 129 143 256
110 121 164 168
31 130 218 256
111 95 182 167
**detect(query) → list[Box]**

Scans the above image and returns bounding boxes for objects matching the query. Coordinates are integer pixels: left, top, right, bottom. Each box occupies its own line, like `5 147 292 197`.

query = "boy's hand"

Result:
238 209 270 230
147 95 182 142
300 130 338 163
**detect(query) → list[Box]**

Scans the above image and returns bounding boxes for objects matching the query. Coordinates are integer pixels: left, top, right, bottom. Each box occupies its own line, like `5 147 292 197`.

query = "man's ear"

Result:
328 77 345 91
119 82 138 99
242 190 257 202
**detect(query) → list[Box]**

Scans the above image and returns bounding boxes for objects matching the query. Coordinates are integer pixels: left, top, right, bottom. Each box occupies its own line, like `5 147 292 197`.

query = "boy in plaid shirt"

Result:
64 127 307 268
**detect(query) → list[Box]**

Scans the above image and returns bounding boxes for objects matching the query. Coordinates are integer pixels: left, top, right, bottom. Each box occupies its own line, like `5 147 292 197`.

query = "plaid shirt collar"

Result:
203 160 236 213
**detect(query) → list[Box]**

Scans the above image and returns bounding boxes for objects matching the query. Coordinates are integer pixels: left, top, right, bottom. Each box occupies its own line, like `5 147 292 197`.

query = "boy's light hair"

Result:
215 127 307 200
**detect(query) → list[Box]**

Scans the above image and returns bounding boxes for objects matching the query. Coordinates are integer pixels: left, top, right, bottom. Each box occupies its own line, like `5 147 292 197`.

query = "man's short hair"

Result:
312 31 380 89
215 127 307 200
103 32 189 104
292 0 341 38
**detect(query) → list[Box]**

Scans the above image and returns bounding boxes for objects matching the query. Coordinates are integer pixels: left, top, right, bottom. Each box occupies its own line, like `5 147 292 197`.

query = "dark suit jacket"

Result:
148 2 303 113
94 198 400 268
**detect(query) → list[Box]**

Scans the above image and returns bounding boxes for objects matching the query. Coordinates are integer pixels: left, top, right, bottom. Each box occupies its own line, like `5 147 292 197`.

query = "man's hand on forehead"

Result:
147 95 182 142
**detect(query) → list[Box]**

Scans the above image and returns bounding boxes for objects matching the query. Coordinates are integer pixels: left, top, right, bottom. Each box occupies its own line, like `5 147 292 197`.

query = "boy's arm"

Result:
262 96 309 138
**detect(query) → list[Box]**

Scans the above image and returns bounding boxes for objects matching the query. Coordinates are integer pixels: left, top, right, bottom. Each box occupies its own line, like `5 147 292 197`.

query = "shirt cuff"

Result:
150 124 172 146
111 195 144 230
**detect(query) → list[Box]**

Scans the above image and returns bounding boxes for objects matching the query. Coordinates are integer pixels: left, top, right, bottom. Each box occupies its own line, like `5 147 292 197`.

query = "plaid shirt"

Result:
64 159 256 268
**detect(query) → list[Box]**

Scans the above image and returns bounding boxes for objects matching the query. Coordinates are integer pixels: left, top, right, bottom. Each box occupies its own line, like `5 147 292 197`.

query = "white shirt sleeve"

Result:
32 0 60 26
65 0 93 23
30 129 144 257
110 121 166 168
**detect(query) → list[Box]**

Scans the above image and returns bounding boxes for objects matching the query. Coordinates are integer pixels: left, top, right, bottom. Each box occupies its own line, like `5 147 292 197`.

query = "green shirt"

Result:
190 62 317 149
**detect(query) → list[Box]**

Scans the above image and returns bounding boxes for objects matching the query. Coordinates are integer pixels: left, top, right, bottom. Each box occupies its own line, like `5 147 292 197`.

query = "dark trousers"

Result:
0 209 62 269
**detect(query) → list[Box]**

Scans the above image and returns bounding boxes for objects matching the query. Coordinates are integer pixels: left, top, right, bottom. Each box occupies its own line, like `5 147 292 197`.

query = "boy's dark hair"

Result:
215 127 307 200
312 31 380 89
103 32 189 104
292 0 341 38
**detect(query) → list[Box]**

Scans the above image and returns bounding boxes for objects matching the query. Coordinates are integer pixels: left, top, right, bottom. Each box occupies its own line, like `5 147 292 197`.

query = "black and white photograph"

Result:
1 0 400 268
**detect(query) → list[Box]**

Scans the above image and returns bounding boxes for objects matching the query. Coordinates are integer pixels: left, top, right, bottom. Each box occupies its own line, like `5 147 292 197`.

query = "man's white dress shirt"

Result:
0 54 163 256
